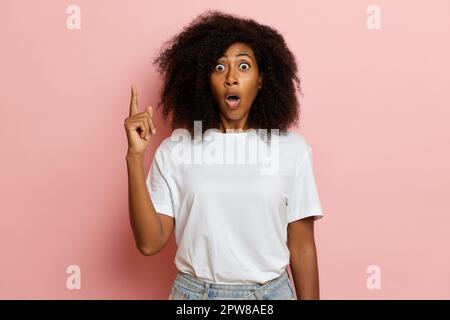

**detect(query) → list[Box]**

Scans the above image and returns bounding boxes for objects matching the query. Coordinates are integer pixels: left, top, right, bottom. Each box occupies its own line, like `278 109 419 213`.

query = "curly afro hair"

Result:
152 10 303 140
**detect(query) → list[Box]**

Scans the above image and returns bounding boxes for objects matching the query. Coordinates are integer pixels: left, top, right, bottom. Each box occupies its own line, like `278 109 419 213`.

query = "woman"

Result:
124 10 324 300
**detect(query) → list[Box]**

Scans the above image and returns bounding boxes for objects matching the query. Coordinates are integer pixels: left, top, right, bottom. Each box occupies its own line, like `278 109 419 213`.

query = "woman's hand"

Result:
124 85 156 156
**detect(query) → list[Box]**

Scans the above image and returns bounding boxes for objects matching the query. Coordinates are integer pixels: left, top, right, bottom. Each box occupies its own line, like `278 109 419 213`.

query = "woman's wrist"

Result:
126 151 145 162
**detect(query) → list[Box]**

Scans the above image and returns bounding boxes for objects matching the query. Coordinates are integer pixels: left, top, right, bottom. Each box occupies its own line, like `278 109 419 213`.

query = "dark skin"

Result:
210 42 320 299
210 42 262 133
287 216 320 299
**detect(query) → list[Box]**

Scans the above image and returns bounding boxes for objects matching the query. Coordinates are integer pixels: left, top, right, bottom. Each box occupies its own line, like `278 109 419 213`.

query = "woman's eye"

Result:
215 64 225 72
239 62 250 70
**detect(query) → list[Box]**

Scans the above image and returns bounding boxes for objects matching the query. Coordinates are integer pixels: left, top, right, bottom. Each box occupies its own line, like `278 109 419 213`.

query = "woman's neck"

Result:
218 121 249 133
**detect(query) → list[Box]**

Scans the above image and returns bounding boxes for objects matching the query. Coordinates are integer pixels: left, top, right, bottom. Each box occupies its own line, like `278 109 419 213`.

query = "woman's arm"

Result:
125 86 174 256
126 153 174 256
287 216 320 300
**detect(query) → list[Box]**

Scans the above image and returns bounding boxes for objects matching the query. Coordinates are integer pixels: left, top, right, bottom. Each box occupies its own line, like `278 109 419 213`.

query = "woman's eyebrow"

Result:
219 52 254 61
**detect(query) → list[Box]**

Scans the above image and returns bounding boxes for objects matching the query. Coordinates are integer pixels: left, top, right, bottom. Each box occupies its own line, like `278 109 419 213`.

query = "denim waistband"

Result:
174 269 290 294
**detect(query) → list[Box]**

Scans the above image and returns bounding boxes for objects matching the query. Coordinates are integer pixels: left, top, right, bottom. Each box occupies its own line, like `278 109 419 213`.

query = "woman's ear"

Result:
258 73 263 89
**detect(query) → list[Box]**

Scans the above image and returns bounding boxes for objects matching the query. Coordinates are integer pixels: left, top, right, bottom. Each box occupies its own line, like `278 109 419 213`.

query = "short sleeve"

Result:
146 147 174 218
286 146 324 224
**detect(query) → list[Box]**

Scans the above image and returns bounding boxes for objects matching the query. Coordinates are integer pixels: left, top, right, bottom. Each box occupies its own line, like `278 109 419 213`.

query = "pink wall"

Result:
1 0 449 299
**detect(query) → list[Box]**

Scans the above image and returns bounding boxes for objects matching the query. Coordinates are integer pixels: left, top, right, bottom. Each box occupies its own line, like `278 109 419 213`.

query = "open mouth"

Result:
225 93 241 109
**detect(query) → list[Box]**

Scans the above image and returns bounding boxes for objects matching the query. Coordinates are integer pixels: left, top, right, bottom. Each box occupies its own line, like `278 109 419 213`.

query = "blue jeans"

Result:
168 269 296 300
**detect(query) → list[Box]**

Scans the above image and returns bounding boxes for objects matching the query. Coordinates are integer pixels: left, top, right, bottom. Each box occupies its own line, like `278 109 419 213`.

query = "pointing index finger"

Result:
129 85 138 117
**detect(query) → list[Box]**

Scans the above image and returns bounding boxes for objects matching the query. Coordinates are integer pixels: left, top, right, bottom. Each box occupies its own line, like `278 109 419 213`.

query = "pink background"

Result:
1 0 449 299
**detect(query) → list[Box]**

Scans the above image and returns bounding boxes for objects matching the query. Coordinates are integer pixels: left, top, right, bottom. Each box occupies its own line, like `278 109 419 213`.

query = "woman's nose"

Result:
225 70 239 87
225 79 239 87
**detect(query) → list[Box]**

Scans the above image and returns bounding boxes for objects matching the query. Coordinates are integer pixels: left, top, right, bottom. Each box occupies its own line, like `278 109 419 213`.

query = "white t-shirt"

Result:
146 128 324 284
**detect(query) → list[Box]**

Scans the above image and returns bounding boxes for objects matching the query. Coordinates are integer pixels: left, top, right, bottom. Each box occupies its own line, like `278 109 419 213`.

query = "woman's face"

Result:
210 42 262 131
